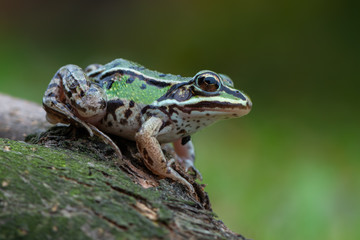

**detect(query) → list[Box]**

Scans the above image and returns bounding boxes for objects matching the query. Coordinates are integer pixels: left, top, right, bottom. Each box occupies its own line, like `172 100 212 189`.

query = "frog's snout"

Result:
247 98 252 109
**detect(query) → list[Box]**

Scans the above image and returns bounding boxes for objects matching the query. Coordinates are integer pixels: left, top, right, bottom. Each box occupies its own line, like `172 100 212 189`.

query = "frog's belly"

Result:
97 112 141 141
97 117 192 144
98 124 139 141
98 119 185 143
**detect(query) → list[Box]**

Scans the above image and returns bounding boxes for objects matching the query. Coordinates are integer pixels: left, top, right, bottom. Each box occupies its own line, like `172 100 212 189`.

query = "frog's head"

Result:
156 70 252 120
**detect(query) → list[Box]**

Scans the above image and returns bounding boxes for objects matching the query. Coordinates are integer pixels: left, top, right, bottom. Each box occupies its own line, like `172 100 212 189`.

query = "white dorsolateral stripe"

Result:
100 67 186 84
153 95 248 107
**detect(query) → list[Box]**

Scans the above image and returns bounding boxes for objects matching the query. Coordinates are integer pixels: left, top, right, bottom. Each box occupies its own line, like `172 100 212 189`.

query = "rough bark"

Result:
0 93 248 240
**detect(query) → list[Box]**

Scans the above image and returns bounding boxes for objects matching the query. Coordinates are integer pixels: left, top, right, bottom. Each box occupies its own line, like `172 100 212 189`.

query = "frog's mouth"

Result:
181 100 252 116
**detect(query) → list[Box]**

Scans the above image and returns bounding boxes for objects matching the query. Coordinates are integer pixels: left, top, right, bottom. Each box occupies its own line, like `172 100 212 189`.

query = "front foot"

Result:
135 116 195 193
165 159 195 193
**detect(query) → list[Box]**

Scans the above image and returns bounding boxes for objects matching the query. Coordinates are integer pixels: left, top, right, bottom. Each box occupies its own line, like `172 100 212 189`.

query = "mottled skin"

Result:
43 58 252 193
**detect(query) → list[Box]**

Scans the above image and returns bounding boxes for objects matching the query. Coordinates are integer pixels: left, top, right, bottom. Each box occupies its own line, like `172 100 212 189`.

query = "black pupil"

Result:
197 75 220 92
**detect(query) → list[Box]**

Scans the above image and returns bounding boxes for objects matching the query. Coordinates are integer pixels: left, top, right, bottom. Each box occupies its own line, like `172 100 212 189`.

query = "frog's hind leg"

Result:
43 65 123 163
87 124 123 164
173 138 202 181
43 97 123 163
43 66 95 137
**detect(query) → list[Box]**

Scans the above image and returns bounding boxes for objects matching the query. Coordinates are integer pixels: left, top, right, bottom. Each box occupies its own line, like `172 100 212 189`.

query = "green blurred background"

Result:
1 1 359 239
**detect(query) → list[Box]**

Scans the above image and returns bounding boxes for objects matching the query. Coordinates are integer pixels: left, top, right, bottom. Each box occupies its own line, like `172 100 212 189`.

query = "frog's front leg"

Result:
43 65 123 162
173 138 202 181
135 116 195 193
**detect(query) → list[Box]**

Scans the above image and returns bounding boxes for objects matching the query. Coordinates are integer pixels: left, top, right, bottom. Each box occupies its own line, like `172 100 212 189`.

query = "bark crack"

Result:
90 209 129 231
59 175 93 187
104 181 147 202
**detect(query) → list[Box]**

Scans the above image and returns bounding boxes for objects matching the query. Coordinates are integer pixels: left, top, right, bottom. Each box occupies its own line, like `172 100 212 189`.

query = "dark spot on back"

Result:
124 109 132 118
126 76 135 84
140 83 147 89
129 100 135 108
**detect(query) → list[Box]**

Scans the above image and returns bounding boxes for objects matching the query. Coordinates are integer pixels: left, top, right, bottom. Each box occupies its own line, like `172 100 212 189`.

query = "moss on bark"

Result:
0 132 247 240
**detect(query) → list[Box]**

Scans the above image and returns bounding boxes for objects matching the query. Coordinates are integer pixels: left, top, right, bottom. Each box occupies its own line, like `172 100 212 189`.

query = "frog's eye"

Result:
195 72 221 93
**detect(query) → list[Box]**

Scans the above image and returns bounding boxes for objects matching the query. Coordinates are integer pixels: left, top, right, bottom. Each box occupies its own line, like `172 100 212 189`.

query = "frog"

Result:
43 58 252 193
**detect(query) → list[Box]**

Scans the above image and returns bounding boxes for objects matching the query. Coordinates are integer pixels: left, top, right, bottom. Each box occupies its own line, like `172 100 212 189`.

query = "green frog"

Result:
43 58 252 193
